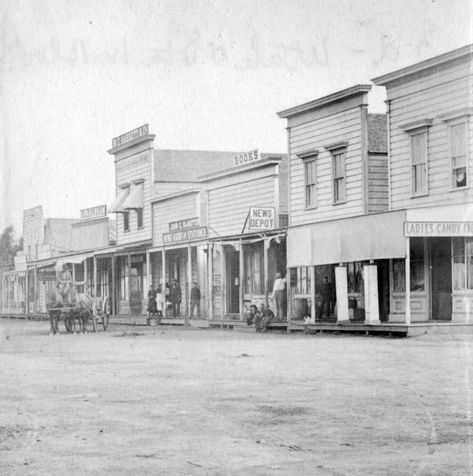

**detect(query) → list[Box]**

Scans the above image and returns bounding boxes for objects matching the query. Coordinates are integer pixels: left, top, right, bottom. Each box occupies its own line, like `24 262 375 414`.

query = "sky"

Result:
1 0 471 237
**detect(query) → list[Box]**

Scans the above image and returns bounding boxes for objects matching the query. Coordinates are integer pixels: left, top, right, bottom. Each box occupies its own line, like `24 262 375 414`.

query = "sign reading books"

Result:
233 149 260 167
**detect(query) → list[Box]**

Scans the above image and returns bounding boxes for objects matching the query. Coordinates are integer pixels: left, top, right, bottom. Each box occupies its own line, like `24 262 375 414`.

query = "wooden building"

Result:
373 44 473 324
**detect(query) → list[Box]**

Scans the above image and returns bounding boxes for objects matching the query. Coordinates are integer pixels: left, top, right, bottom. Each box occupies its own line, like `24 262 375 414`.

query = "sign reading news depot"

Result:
80 205 107 221
233 149 260 167
112 124 149 149
248 207 276 231
404 221 473 237
163 217 208 245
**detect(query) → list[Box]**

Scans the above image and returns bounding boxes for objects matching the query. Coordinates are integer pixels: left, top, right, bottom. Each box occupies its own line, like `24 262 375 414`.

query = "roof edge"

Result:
277 84 372 119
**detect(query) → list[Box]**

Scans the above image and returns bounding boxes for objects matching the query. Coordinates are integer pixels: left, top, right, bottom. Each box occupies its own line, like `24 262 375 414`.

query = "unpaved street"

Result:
1 320 472 475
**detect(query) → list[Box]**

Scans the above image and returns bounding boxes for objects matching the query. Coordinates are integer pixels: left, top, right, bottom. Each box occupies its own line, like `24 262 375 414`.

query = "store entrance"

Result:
430 238 452 321
227 250 240 314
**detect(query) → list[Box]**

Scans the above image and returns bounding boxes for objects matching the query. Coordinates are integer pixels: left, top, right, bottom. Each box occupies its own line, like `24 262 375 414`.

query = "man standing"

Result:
170 279 181 317
271 272 286 320
190 282 201 318
318 276 332 320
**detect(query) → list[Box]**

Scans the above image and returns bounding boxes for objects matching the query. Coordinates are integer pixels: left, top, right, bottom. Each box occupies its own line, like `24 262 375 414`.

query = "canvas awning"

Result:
55 252 94 271
109 187 130 213
121 182 144 209
287 210 406 267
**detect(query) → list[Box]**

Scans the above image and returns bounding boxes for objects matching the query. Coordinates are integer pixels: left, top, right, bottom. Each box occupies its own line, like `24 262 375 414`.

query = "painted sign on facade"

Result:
169 217 199 232
248 207 276 231
112 124 149 149
23 206 44 260
163 226 208 245
233 149 260 167
80 205 107 221
404 221 473 237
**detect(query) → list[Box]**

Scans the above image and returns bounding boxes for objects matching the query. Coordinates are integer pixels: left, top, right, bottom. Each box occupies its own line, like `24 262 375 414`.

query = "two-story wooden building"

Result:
278 85 406 325
373 44 473 324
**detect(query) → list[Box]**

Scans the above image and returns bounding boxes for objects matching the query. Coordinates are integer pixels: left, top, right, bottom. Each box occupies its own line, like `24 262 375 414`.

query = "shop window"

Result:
392 259 405 293
410 132 428 196
450 121 468 188
304 159 316 208
117 257 129 300
123 212 130 232
332 148 346 203
136 208 143 228
410 238 425 292
453 237 473 290
245 245 263 294
74 262 85 282
295 266 311 294
347 262 363 293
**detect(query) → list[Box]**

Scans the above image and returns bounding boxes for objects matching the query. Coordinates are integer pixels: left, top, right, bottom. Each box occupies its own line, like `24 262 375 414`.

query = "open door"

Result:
430 238 452 321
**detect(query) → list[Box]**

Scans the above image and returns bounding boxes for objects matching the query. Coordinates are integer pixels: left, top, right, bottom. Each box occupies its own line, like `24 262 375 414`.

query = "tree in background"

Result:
0 226 23 266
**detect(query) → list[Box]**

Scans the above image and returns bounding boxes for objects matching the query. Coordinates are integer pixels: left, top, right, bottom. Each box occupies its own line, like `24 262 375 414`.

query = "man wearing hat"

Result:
190 281 201 318
170 279 181 317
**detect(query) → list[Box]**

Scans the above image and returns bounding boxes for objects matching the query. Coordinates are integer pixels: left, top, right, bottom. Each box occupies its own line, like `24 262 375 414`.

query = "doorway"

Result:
227 250 240 314
430 238 452 321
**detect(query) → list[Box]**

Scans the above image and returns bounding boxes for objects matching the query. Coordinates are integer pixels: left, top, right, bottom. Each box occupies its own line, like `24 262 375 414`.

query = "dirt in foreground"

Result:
1 320 472 475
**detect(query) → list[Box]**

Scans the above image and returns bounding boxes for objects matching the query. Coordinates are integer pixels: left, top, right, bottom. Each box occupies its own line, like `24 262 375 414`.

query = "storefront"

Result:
0 270 26 315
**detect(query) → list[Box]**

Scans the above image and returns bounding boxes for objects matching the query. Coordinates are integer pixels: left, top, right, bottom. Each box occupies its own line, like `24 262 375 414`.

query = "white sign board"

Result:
248 207 276 231
404 221 473 237
80 205 107 221
233 149 260 167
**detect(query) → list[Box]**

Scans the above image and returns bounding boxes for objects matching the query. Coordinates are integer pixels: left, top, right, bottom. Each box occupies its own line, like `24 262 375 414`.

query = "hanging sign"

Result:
404 221 473 237
169 217 200 232
233 149 260 167
248 207 276 231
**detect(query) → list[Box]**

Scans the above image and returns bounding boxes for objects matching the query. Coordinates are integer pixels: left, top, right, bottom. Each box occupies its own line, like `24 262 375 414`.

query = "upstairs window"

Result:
304 159 316 208
136 208 143 228
332 149 346 203
450 121 468 189
410 132 428 195
123 212 130 232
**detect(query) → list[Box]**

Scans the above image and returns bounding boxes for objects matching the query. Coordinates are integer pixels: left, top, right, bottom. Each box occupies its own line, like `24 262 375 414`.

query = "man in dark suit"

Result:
170 279 181 317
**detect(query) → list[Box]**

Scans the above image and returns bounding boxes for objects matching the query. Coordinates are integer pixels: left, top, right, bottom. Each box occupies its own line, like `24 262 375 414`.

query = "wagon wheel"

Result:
102 298 111 330
64 312 75 333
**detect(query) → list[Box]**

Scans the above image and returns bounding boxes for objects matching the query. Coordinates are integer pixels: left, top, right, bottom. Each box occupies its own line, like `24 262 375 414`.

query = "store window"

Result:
332 149 346 203
450 121 468 188
295 266 311 295
347 262 363 293
392 259 405 293
410 132 428 196
117 257 129 300
245 245 263 294
74 262 85 282
453 237 473 290
410 238 425 292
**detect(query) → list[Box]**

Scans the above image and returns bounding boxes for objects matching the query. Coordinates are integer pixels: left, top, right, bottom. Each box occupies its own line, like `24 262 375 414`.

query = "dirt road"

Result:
1 320 472 475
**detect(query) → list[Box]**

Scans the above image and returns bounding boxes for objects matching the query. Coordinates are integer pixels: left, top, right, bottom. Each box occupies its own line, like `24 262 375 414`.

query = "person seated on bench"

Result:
259 303 275 332
246 304 264 332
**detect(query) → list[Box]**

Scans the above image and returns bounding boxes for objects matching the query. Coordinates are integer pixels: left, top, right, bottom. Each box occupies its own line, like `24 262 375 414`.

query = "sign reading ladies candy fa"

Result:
233 149 260 167
248 207 275 231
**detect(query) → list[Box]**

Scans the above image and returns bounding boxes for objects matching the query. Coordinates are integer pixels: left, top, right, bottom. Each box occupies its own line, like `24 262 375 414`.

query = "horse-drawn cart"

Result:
48 297 111 334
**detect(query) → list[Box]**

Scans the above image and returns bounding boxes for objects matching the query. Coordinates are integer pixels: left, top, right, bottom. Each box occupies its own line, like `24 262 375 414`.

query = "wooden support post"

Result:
93 256 97 298
162 248 166 318
186 244 191 327
239 240 244 320
310 266 316 319
25 269 29 318
84 259 88 287
33 265 37 316
146 250 151 291
220 245 225 321
208 244 214 320
111 256 116 316
127 253 132 321
405 237 411 326
264 238 269 306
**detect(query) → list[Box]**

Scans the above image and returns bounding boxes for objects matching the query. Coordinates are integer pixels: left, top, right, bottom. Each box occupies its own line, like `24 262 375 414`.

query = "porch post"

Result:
127 253 132 320
162 248 166 318
146 250 151 291
220 245 225 321
93 256 97 298
310 266 316 319
239 240 244 320
405 237 411 325
186 244 191 327
25 269 29 317
364 263 380 324
335 264 349 322
208 243 214 320
111 256 116 316
264 238 269 306
33 265 37 316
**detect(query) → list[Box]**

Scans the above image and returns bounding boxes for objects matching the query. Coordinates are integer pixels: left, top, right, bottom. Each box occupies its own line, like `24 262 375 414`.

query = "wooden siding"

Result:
207 167 278 237
152 193 200 247
115 151 153 245
154 181 199 198
389 70 473 210
367 153 389 212
289 107 365 226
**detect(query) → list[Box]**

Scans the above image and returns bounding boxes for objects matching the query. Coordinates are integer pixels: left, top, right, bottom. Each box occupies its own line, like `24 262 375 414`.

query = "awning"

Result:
121 183 144 209
55 252 94 271
287 210 406 267
109 187 130 213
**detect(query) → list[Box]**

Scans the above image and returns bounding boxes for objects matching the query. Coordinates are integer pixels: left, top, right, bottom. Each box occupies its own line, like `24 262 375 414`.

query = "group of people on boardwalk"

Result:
147 279 201 319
